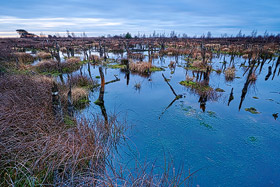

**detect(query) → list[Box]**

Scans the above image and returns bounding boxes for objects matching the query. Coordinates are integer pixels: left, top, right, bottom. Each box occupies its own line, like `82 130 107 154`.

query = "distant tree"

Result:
201 33 205 38
264 30 269 38
251 29 257 38
206 31 212 38
236 30 243 38
152 30 156 38
182 33 188 38
170 31 177 38
125 32 132 39
221 33 228 38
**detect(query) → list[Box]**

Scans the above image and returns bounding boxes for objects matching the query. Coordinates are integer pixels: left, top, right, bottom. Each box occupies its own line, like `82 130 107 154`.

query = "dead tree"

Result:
52 81 63 122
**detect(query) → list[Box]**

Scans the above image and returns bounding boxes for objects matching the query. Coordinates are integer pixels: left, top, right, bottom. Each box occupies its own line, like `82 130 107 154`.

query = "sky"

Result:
0 0 279 37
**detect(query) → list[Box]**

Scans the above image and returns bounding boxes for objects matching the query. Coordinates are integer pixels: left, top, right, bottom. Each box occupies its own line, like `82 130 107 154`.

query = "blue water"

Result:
70 54 280 186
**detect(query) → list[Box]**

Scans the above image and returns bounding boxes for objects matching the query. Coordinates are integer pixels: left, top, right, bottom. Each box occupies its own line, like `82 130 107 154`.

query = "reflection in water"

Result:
227 88 234 106
265 66 272 81
160 73 182 119
239 61 256 110
272 57 280 80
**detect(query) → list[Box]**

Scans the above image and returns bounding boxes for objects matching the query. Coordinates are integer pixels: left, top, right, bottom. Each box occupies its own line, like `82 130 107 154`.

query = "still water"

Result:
66 53 279 186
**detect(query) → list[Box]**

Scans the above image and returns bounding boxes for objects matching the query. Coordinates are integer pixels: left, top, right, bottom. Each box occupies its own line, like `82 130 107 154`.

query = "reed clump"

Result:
34 60 59 73
61 57 82 73
14 52 34 64
69 74 97 88
225 67 236 81
37 51 52 59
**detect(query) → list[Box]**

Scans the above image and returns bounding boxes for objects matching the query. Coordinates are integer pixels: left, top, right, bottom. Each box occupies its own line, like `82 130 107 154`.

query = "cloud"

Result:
0 0 279 37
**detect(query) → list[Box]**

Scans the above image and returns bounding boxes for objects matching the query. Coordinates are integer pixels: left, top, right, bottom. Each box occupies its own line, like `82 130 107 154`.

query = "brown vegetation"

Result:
14 52 34 64
34 60 59 73
225 67 236 81
129 61 152 73
37 51 52 59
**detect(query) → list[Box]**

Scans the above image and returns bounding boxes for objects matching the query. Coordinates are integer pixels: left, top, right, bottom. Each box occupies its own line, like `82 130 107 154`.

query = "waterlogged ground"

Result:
56 53 279 186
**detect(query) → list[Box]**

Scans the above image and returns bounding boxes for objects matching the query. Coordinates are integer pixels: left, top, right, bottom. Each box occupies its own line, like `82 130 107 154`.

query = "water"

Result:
61 54 280 186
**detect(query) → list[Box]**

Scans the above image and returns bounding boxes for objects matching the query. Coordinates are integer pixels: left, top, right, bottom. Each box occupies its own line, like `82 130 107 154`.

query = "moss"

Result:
77 98 90 105
184 66 207 72
74 98 90 110
40 71 61 77
64 115 76 127
179 80 211 92
245 107 260 114
108 64 126 69
249 136 257 142
200 122 213 129
207 111 217 117
149 67 165 72
215 88 225 92
94 99 104 105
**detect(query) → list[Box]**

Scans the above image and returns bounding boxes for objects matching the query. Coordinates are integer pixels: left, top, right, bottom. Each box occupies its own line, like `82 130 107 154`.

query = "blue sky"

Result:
0 0 279 37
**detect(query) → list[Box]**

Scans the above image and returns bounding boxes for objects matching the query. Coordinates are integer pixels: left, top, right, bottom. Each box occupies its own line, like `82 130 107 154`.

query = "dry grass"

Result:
61 57 82 73
0 74 121 186
89 55 100 63
69 74 97 88
14 52 34 64
71 87 89 105
37 51 52 59
34 60 59 73
192 60 205 69
66 57 80 64
129 53 144 60
129 61 152 73
225 67 236 81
